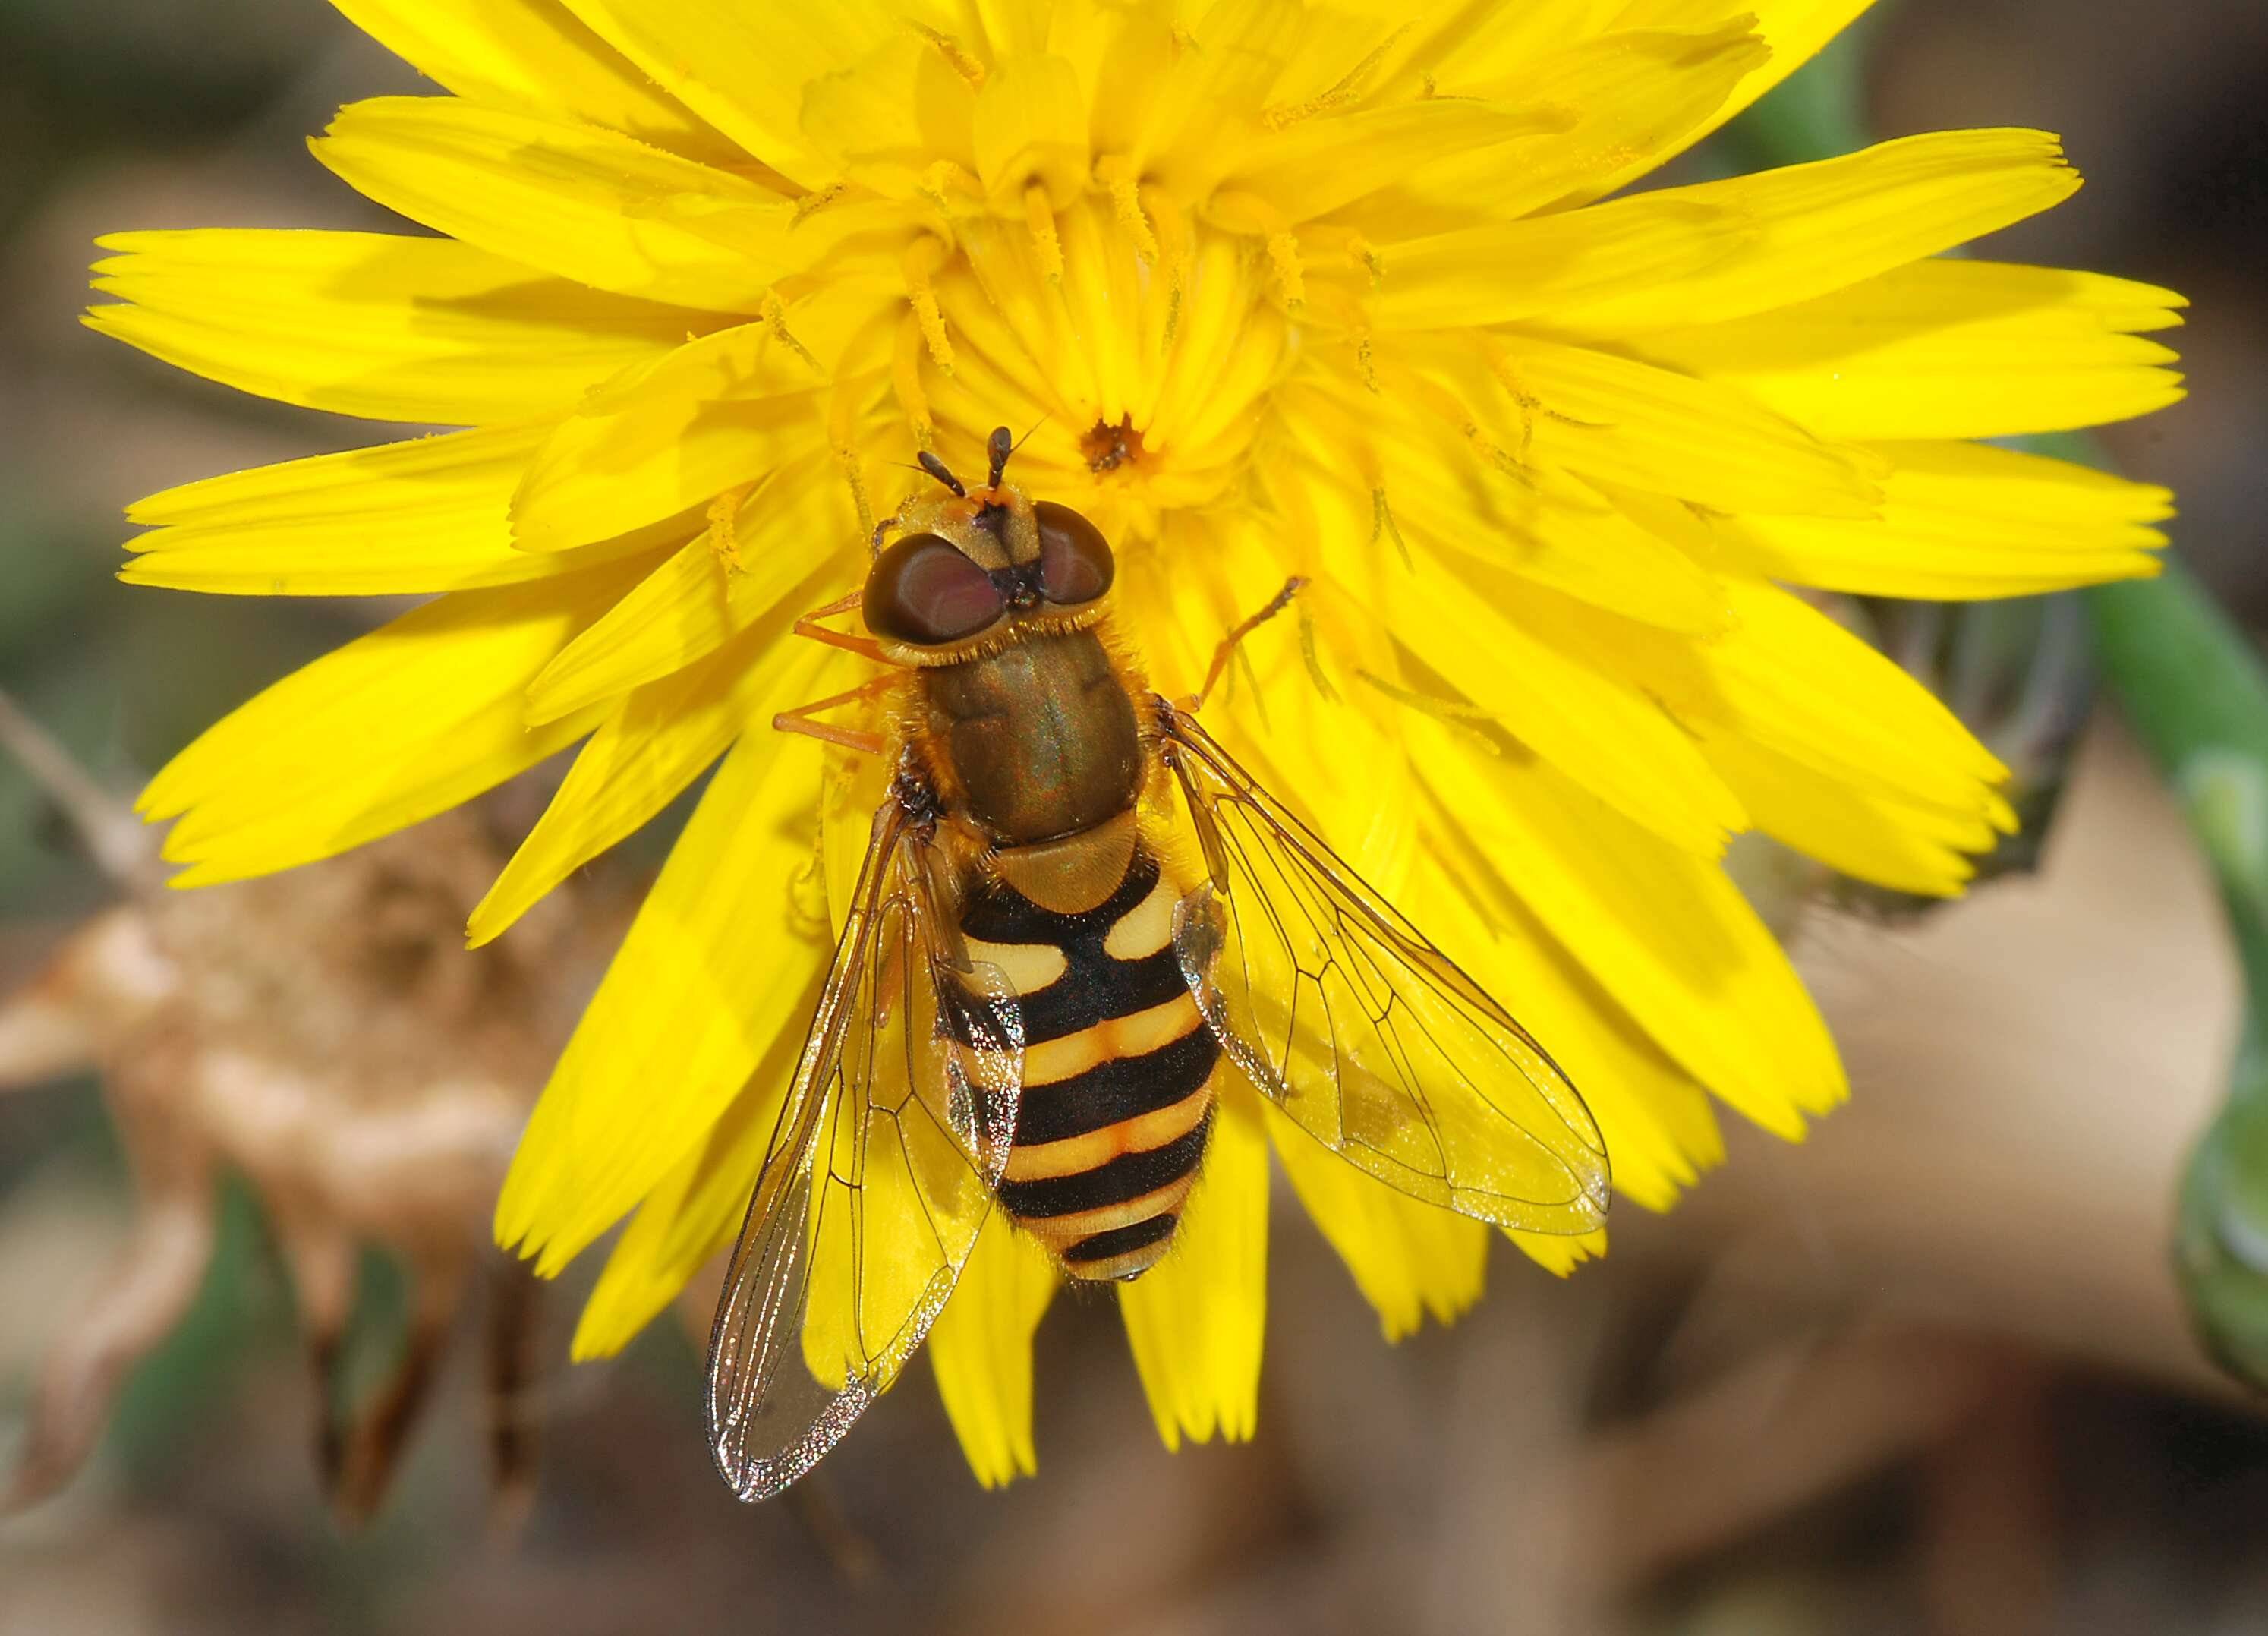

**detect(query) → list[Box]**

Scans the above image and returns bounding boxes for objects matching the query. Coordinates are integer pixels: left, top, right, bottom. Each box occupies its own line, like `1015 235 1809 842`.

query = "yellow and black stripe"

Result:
960 848 1220 1281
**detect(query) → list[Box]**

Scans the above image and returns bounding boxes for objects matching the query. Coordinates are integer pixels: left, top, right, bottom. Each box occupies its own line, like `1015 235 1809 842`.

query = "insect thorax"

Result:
919 629 1143 847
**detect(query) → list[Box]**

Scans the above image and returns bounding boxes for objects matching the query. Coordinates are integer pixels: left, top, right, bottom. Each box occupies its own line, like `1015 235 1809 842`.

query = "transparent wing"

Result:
703 799 1022 1502
1160 702 1609 1235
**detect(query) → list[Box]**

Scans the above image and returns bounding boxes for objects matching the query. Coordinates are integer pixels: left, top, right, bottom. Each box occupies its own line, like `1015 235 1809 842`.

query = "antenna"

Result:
916 451 965 498
986 426 1013 489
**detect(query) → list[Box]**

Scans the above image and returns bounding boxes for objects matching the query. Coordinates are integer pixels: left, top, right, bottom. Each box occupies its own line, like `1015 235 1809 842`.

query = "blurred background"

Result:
2 2 2264 1631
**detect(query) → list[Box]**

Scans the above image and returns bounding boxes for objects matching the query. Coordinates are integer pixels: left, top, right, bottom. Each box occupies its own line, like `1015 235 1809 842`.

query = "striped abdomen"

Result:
962 844 1220 1281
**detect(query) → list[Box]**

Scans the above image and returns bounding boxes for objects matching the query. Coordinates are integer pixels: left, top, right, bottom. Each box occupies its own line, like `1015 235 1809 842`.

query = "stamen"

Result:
911 23 988 90
1355 670 1502 753
789 811 831 933
1266 231 1306 308
833 443 874 541
826 356 877 541
1261 24 1410 130
902 237 956 374
1481 340 1601 460
708 481 758 572
1401 367 1539 488
1230 643 1270 729
790 183 845 226
1211 189 1304 308
1142 184 1194 349
1355 329 1380 393
758 289 823 376
1104 172 1160 263
1023 184 1064 285
891 314 937 451
1296 600 1340 701
1371 488 1412 570
1483 344 1545 461
916 159 983 218
1464 422 1536 486
1290 222 1383 290
1348 232 1384 289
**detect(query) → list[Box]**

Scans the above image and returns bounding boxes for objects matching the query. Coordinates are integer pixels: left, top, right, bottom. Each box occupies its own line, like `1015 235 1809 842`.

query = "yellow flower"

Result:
93 0 2182 1486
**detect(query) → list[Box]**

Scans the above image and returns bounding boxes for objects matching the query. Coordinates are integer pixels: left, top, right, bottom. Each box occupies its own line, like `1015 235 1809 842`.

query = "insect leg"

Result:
792 591 889 664
1186 576 1309 711
774 676 895 756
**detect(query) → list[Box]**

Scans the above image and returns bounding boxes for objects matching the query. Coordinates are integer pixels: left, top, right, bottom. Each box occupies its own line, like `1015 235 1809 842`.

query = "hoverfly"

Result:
704 427 1610 1500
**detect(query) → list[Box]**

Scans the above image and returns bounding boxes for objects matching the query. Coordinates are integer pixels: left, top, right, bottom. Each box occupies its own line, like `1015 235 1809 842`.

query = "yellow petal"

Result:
120 422 651 595
1478 340 1885 519
569 1127 710 1361
1688 578 2008 817
1369 544 1748 858
1724 439 2171 599
494 724 836 1273
972 52 1091 210
143 563 647 884
314 97 792 312
927 1212 1058 1488
553 0 908 189
328 0 735 162
1503 1226 1608 1276
1696 726 1986 897
1135 553 1425 891
1278 377 1734 634
523 466 858 723
1366 0 1623 92
1544 129 2081 335
1520 569 2006 827
1409 714 1845 1137
1115 0 1306 190
1637 260 2188 441
1361 20 1769 226
1567 0 1878 201
1239 3 1402 118
470 602 835 944
1118 1087 1270 1450
572 974 826 1359
1266 1102 1488 1341
87 230 699 424
1221 96 1572 225
799 30 978 200
1370 193 1739 331
509 303 886 552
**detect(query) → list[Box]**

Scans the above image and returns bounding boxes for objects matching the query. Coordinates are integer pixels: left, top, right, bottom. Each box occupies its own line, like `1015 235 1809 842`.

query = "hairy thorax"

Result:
921 629 1143 846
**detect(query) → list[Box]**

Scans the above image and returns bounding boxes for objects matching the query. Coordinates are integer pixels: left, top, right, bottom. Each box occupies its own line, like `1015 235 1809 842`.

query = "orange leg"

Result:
792 591 888 664
1186 576 1309 711
774 676 894 756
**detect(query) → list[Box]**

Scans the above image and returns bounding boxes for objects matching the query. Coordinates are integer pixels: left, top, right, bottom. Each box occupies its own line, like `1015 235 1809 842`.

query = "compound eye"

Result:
864 534 1005 646
1035 502 1115 606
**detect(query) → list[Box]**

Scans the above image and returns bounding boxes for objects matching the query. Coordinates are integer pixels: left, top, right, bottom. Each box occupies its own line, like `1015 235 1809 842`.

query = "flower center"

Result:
1082 415 1145 474
912 202 1295 536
